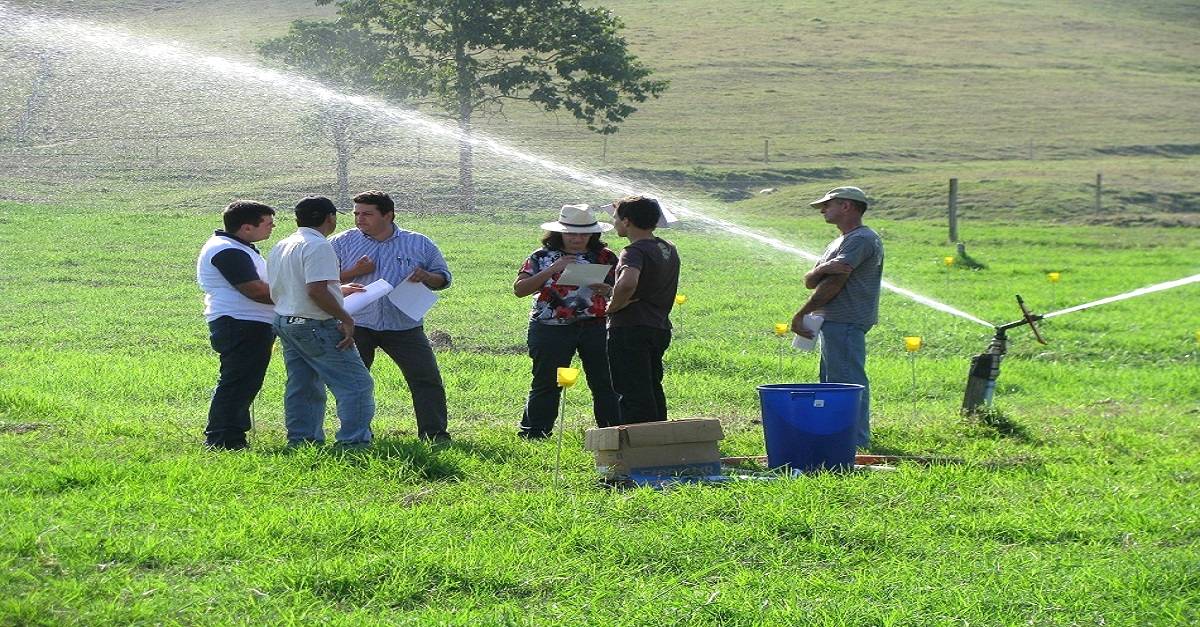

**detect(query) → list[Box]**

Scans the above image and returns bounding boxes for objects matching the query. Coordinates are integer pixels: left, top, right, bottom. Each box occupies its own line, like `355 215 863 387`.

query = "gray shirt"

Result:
814 226 883 326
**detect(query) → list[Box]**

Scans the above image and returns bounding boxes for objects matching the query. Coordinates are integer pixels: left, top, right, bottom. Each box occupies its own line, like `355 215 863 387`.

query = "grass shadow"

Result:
969 407 1037 444
269 437 465 481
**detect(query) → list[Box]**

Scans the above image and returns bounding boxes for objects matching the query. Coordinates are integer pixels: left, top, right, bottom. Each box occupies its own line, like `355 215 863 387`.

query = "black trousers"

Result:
607 325 672 425
353 326 449 439
521 321 619 436
206 316 274 448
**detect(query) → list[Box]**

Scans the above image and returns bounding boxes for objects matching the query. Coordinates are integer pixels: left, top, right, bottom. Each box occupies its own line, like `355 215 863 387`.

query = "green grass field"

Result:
1 198 1198 624
2 0 1199 624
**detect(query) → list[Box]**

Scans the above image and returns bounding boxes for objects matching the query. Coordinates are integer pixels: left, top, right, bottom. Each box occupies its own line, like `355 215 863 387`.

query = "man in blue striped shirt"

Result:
330 190 453 443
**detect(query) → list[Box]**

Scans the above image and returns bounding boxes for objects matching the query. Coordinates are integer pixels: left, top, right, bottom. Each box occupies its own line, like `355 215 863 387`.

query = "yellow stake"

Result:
556 367 580 388
675 294 688 305
773 323 789 337
1047 272 1061 283
554 367 581 488
943 256 955 267
904 336 922 419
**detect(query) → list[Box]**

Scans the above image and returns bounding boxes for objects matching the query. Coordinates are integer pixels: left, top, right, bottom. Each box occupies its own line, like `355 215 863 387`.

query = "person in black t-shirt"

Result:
606 196 681 424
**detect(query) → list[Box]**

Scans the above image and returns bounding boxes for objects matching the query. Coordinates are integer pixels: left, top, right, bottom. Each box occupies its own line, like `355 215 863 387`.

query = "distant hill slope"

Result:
1 0 1198 222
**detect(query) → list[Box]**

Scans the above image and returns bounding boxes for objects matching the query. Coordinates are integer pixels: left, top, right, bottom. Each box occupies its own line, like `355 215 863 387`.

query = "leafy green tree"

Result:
259 23 391 208
261 0 667 210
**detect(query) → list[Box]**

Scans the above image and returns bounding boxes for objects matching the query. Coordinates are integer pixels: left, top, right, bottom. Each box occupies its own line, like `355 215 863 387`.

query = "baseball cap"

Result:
294 196 345 222
809 186 869 207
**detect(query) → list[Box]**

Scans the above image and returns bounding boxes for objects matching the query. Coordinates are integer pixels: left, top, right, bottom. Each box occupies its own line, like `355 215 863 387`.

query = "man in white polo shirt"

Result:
196 200 277 450
267 196 375 447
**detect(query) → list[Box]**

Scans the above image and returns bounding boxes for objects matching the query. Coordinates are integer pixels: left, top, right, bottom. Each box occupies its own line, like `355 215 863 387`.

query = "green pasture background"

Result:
2 0 1199 624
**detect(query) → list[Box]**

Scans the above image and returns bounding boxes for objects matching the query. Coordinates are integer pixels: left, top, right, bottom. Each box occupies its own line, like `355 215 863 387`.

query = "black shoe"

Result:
517 429 552 440
421 432 452 445
206 440 248 451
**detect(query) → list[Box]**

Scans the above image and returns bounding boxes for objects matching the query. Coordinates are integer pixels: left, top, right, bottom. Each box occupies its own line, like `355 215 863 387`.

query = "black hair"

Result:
541 231 607 252
222 200 275 233
295 196 337 228
846 199 867 213
613 196 662 230
352 190 395 215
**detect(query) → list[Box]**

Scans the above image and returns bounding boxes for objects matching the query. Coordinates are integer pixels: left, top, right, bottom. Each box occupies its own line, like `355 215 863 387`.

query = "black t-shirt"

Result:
609 237 680 330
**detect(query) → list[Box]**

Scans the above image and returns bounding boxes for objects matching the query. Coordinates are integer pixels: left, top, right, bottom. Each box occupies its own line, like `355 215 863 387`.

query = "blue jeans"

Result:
206 316 274 448
522 321 619 436
819 321 872 449
273 315 375 446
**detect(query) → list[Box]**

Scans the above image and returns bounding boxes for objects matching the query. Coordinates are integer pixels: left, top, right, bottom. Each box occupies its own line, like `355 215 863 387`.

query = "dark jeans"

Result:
353 326 449 439
607 325 672 425
521 321 619 436
206 316 274 448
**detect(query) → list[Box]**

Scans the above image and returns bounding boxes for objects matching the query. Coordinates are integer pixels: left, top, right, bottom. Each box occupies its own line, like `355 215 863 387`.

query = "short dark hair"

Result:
541 231 607 253
222 200 275 233
352 190 394 216
295 196 338 228
613 196 662 230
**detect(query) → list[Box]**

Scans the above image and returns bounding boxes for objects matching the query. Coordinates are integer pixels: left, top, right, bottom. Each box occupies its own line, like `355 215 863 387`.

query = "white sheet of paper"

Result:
343 279 393 316
599 202 678 228
387 278 438 320
556 263 612 287
791 314 825 351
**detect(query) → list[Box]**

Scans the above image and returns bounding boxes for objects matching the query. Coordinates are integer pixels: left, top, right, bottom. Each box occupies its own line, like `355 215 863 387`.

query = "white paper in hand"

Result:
556 263 612 287
387 277 438 320
792 314 824 351
343 279 393 316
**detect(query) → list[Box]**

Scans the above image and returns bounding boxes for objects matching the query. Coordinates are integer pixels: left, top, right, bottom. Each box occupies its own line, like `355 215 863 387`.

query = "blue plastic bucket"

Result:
757 383 863 472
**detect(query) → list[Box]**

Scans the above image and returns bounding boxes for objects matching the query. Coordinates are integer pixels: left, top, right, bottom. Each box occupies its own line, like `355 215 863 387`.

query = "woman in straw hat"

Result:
512 204 620 438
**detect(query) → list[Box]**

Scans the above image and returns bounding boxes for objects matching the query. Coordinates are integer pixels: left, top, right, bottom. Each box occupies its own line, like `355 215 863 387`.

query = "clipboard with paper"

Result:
556 262 612 287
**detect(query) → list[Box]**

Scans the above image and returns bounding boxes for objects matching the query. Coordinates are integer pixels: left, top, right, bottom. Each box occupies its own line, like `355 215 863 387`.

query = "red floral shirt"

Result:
519 247 617 325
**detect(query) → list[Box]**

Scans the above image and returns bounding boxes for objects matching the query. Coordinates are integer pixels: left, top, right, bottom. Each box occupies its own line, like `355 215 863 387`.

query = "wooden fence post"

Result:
948 178 959 243
1095 173 1102 212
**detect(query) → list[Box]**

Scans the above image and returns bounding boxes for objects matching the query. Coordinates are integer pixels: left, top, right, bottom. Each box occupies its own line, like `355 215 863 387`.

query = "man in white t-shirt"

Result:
196 200 277 450
267 196 375 447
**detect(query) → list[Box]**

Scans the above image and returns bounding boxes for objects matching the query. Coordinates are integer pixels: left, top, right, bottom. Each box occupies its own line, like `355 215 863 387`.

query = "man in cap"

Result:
267 196 375 447
196 200 277 450
331 190 453 443
792 186 884 449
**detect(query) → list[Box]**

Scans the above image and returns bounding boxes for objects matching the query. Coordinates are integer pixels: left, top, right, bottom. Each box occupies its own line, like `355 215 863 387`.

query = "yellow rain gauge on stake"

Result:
904 336 922 419
553 367 580 487
674 294 688 337
774 323 790 370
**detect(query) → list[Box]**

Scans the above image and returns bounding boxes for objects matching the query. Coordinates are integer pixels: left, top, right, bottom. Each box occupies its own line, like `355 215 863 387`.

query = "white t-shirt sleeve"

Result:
302 241 341 284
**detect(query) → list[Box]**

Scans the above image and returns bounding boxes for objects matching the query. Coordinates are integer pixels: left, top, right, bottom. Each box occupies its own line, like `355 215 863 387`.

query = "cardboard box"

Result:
584 419 724 478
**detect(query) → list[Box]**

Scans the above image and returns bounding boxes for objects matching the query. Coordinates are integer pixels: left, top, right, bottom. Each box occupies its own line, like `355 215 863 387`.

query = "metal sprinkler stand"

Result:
962 295 1046 414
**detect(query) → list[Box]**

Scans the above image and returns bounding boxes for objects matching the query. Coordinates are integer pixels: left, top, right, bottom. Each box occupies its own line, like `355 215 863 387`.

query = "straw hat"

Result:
540 204 614 233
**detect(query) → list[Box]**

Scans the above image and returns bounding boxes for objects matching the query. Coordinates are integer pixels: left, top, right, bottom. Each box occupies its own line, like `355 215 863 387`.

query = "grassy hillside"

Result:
1 0 1199 221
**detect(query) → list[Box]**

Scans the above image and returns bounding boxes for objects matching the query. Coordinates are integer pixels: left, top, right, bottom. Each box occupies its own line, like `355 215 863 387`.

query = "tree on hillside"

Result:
259 22 394 208
8 50 55 143
260 0 667 211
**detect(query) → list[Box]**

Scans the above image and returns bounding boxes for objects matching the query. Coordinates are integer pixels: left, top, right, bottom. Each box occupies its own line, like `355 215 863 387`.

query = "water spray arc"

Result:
0 2 992 330
5 3 1198 417
961 273 1200 413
